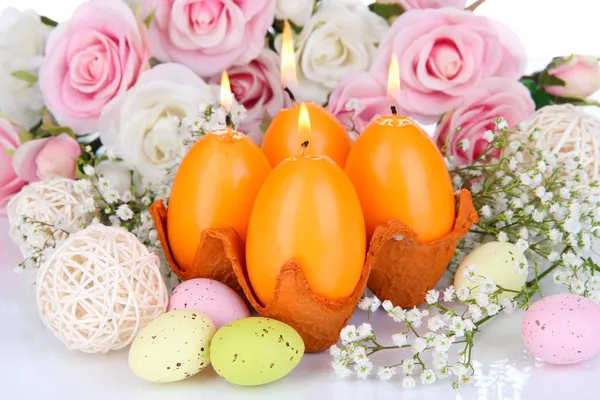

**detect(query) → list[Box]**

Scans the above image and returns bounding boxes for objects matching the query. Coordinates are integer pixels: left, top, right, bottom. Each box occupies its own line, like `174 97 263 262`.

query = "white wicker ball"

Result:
520 104 600 184
36 224 169 353
7 177 95 263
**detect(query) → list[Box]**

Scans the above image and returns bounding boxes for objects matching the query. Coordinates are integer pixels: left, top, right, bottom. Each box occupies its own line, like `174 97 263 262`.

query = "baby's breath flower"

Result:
357 323 374 340
570 279 586 295
480 205 492 219
427 315 446 332
497 231 509 242
340 325 359 345
426 289 440 304
402 359 416 375
358 296 381 312
459 139 470 151
485 303 500 316
377 367 396 381
483 130 495 142
420 369 437 384
456 285 470 302
402 375 416 388
474 292 490 308
412 337 428 354
515 239 529 253
391 332 408 347
116 204 134 221
83 165 95 176
443 286 456 302
332 360 352 378
552 269 568 285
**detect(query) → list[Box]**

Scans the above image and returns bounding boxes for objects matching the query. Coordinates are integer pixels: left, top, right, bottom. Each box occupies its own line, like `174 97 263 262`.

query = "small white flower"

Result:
432 351 449 370
83 165 95 176
116 204 134 221
474 292 490 308
104 190 120 204
463 318 476 332
562 252 582 268
463 264 478 283
406 307 423 327
483 130 495 142
497 231 509 242
532 209 545 223
420 369 437 385
387 306 407 323
391 332 408 347
468 304 483 320
332 360 352 378
480 205 492 219
456 285 471 302
548 228 562 244
427 315 446 332
520 173 532 186
402 359 416 375
509 141 521 152
73 179 92 194
357 323 373 340
382 300 394 312
412 337 428 354
437 367 451 379
329 345 342 359
559 187 571 200
355 361 373 379
588 291 600 303
480 278 497 294
81 197 96 213
563 218 582 235
515 259 529 275
433 334 453 353
519 227 529 240
515 239 529 253
426 289 440 304
537 160 547 173
141 196 152 206
340 325 359 345
452 363 468 377
121 191 134 203
459 139 470 151
443 286 456 302
587 276 600 290
485 303 501 316
377 367 396 381
501 175 513 186
552 269 568 285
352 346 369 365
501 298 516 314
450 316 466 337
402 375 416 388
570 279 586 295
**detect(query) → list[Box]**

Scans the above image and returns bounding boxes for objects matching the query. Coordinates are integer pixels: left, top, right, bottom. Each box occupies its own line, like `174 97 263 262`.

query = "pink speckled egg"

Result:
522 294 600 364
168 279 250 328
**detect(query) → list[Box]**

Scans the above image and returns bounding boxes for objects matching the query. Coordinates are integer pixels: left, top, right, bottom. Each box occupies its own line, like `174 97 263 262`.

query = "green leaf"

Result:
520 78 554 110
149 57 161 68
143 8 156 28
3 148 15 156
538 71 566 87
11 70 38 87
18 128 34 144
40 124 77 139
259 111 272 133
40 15 58 27
368 3 405 21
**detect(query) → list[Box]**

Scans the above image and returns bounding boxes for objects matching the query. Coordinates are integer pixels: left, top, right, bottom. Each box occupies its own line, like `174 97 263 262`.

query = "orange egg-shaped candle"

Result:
261 21 351 169
167 72 271 272
345 56 455 243
247 105 366 306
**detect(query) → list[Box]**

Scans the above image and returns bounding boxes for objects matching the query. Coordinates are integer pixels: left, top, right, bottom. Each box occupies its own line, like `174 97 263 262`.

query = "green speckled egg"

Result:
210 317 304 386
128 309 216 383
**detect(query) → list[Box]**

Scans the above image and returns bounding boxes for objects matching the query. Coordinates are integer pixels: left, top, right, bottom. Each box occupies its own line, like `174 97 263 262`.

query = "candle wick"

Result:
225 114 233 129
390 106 397 116
300 140 309 156
284 87 297 105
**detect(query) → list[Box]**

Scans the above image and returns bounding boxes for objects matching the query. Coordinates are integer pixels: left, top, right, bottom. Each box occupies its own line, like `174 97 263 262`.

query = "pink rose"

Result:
209 49 290 139
377 0 466 9
143 0 276 77
434 78 535 166
371 8 526 124
544 55 600 99
39 0 150 134
0 117 26 214
328 72 392 135
12 134 82 182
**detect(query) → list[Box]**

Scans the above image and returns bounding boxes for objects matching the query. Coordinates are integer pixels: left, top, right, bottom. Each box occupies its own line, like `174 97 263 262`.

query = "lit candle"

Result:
246 104 366 306
167 71 272 271
261 21 352 169
345 54 456 243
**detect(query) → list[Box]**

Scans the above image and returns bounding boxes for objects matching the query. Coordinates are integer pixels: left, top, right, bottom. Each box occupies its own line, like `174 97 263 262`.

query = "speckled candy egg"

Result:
210 317 304 386
455 242 527 299
168 278 250 328
129 310 216 382
522 294 600 364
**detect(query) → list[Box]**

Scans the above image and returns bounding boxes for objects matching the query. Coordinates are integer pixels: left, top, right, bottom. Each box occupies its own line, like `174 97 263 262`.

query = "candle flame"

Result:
220 70 233 111
298 103 311 143
387 53 400 99
281 20 297 88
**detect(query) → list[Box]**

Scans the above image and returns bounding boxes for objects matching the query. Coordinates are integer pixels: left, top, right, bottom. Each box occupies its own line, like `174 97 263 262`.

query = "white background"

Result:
1 1 600 399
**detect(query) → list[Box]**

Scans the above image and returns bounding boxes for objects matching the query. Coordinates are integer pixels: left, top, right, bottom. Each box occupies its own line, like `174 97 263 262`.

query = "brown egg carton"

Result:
150 199 372 353
366 189 478 308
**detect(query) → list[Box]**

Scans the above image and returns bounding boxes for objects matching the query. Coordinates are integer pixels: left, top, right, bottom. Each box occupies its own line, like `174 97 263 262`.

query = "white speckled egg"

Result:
522 294 600 364
454 242 527 299
129 309 216 382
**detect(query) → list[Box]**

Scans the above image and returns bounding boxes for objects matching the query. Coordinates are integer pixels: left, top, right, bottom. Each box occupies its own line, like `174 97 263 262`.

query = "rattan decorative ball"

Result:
7 177 95 264
36 224 169 353
520 104 600 185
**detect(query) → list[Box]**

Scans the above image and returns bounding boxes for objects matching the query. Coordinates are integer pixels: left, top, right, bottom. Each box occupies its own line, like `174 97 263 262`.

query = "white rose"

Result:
0 8 51 129
95 160 132 194
98 63 218 185
275 0 314 26
291 0 388 104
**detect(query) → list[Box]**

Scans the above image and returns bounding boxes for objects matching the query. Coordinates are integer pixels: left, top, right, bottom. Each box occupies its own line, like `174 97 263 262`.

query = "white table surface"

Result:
2 216 600 400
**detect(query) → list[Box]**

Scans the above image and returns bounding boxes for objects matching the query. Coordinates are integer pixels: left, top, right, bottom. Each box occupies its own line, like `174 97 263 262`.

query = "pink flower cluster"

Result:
328 7 533 165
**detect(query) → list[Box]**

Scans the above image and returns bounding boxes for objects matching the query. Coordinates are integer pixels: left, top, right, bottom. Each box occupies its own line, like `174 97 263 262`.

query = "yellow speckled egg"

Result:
454 241 527 299
210 317 304 386
128 309 216 383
